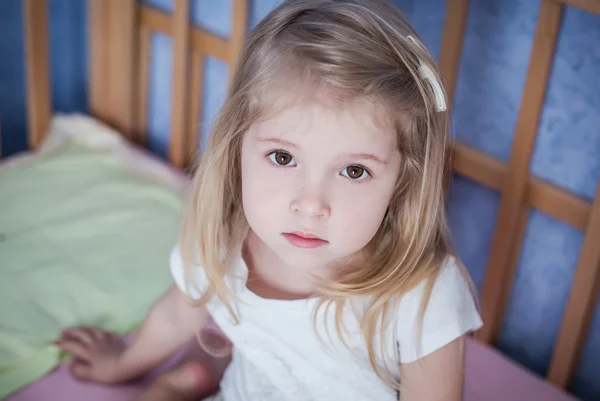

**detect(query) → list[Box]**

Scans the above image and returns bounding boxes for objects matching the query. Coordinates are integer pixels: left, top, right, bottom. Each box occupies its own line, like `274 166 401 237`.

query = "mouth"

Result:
282 231 328 249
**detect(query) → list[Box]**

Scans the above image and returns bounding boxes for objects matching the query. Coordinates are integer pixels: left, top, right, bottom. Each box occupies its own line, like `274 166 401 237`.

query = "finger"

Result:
81 326 103 344
87 327 106 343
56 340 91 362
70 360 92 381
63 327 95 347
105 331 121 344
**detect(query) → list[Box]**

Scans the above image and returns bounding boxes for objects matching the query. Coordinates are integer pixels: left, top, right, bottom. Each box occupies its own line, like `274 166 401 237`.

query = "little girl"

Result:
57 0 482 399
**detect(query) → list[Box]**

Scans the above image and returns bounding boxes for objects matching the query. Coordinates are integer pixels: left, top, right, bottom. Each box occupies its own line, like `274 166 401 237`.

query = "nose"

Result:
290 189 331 220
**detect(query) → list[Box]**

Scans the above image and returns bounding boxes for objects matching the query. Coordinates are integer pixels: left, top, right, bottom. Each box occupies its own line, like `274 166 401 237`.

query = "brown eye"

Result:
342 165 368 180
269 151 296 166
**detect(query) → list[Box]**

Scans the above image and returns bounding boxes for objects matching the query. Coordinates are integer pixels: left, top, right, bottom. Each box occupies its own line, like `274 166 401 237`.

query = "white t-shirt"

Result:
169 244 482 401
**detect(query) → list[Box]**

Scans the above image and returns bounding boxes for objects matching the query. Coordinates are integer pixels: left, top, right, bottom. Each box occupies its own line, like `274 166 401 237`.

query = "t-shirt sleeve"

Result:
395 256 483 363
169 243 209 301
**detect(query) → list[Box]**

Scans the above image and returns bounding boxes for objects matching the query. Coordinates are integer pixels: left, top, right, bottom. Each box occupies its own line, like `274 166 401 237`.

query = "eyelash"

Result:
265 150 373 182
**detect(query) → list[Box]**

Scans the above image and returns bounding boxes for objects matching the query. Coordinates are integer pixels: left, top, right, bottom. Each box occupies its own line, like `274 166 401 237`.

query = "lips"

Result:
282 231 328 249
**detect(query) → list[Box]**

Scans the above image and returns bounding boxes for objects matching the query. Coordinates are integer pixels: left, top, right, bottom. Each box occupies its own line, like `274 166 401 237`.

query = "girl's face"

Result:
241 94 401 276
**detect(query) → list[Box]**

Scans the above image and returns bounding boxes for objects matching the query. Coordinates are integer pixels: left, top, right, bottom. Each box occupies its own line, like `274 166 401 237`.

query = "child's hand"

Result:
55 326 127 384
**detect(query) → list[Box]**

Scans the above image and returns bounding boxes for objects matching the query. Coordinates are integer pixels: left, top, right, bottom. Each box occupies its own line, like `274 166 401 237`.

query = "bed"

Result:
1 0 599 400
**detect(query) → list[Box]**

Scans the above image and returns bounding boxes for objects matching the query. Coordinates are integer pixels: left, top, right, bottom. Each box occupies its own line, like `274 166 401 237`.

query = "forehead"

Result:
248 90 397 151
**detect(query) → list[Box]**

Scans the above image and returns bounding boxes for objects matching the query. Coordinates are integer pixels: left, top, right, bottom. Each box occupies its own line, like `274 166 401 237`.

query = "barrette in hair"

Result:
407 35 447 112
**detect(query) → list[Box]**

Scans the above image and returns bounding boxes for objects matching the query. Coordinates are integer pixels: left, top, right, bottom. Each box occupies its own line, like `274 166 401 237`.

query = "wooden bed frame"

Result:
14 0 600 395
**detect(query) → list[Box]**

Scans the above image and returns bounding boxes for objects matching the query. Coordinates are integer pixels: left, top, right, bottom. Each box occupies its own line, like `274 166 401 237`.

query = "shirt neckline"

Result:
231 256 319 314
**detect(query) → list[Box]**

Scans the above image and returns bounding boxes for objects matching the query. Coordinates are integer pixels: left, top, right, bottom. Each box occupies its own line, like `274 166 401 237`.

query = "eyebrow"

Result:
257 136 388 165
346 153 388 165
257 137 299 149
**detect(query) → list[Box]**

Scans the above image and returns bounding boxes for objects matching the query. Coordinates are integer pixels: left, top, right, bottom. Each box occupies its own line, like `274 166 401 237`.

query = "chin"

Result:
284 250 330 268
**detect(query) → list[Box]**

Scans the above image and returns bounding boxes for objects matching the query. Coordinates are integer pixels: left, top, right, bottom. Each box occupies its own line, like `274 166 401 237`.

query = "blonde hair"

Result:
181 0 469 390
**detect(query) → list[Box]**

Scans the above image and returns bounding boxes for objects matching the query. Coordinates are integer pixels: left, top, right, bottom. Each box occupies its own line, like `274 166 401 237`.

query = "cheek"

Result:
332 184 392 251
241 154 290 223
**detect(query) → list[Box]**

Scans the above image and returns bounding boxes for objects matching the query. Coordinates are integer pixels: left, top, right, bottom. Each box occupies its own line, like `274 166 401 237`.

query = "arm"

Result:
394 259 482 400
398 336 465 401
57 284 210 383
113 284 210 380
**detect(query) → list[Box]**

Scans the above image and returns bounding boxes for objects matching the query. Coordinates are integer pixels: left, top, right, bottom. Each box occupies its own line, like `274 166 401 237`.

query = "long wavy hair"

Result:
180 0 469 389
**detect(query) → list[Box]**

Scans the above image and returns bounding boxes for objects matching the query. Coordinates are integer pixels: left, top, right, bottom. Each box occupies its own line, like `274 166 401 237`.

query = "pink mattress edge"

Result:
7 336 579 401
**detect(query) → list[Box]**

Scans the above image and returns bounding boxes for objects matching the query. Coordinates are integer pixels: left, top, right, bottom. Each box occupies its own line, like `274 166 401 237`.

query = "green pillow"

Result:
0 142 184 398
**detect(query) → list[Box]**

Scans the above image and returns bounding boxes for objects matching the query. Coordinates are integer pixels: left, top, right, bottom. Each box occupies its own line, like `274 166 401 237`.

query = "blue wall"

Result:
0 0 87 156
1 0 599 399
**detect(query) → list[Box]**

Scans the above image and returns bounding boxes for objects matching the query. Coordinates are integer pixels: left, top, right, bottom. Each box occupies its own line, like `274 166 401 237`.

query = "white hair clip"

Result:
407 35 447 112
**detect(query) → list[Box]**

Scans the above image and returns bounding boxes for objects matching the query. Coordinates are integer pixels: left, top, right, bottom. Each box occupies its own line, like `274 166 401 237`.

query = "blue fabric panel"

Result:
199 56 229 152
191 0 232 38
146 33 173 160
391 0 446 61
446 175 500 292
530 7 600 200
498 211 582 375
0 0 27 157
452 0 539 162
573 301 600 400
249 0 284 29
139 0 173 13
48 0 88 114
0 0 87 158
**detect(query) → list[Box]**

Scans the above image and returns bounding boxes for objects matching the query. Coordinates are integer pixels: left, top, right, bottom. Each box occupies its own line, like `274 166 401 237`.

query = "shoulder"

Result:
400 255 476 313
169 242 209 300
395 255 483 363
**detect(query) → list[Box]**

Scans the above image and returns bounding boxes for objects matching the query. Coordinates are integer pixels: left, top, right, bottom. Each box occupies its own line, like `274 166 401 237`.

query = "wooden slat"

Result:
138 5 230 62
528 178 590 229
134 26 151 146
186 52 204 169
169 0 191 167
452 142 505 190
106 0 137 137
555 0 600 14
139 4 172 33
512 208 530 264
23 0 52 149
229 0 249 76
191 25 231 63
106 1 118 126
89 0 110 121
548 180 600 388
438 0 469 106
477 0 563 344
452 142 591 230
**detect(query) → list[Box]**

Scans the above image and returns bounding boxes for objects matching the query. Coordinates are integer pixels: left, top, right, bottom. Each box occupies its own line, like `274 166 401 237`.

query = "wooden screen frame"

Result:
21 0 248 169
439 0 600 391
19 0 600 393
88 0 248 168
